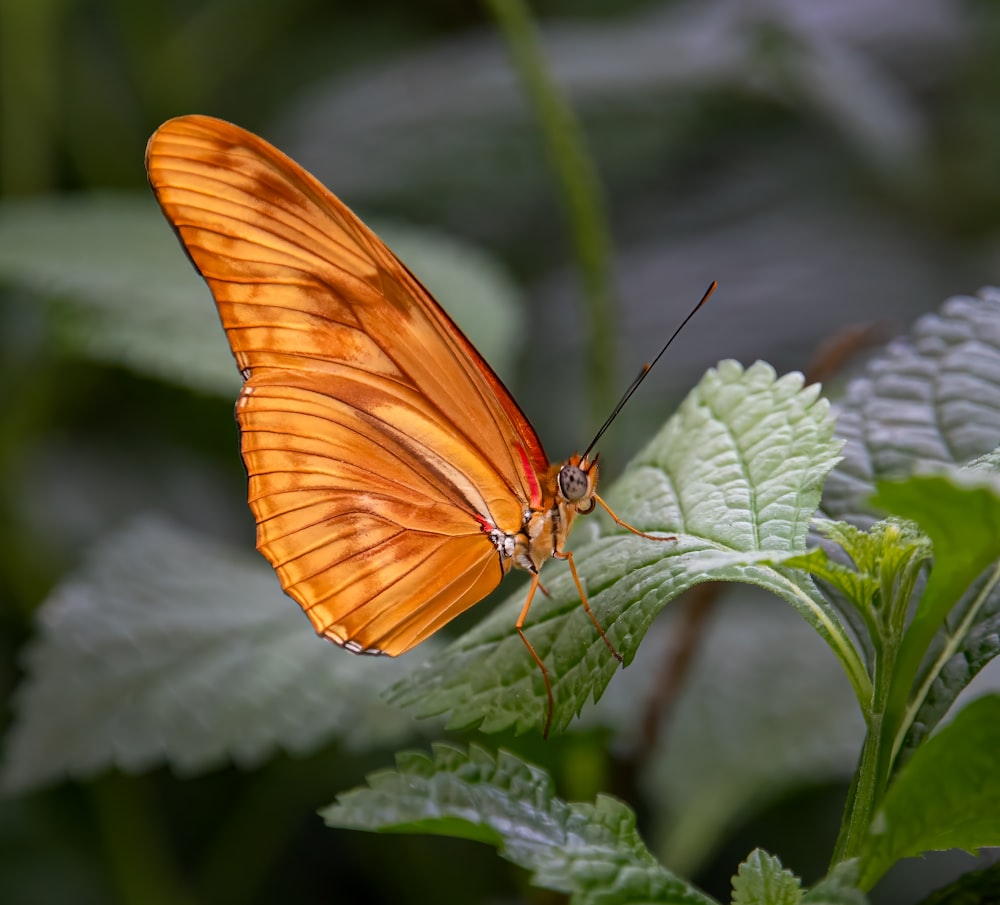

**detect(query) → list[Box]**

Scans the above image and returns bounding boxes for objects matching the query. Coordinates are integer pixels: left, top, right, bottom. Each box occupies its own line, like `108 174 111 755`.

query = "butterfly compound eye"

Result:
558 464 590 502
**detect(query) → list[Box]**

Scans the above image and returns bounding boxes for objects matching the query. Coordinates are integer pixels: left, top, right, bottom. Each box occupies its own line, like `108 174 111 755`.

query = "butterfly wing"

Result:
146 115 550 655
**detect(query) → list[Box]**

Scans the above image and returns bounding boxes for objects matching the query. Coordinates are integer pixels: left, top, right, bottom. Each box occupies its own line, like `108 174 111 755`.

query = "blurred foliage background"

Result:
1 0 1000 902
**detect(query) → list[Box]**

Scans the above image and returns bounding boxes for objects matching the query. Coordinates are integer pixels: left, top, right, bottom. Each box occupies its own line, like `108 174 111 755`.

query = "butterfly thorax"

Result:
499 454 598 575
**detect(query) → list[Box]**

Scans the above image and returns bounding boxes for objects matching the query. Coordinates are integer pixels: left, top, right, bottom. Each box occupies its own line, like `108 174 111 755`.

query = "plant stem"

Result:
486 0 619 428
832 641 896 867
0 0 61 193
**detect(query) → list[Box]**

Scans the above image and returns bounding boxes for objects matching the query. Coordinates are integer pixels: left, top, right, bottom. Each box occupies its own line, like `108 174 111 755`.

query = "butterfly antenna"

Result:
582 281 716 461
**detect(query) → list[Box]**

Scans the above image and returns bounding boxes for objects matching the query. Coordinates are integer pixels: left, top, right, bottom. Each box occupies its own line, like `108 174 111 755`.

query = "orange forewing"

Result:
145 115 550 656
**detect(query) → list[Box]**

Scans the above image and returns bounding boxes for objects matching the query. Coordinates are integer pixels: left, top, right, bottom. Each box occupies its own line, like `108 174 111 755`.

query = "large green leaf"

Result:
1 516 432 792
392 361 857 735
858 694 1000 889
824 289 1000 525
0 194 525 392
322 743 718 905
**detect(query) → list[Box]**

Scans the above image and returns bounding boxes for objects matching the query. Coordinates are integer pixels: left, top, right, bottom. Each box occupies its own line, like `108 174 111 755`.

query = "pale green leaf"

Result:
1 516 431 792
392 361 857 735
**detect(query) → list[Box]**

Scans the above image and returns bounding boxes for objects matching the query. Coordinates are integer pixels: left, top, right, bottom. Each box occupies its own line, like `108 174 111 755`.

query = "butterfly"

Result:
145 115 712 736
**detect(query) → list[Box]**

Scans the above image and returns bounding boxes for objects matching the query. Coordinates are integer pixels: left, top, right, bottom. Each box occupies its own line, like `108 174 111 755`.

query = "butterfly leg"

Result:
515 572 555 738
554 549 623 665
594 494 677 543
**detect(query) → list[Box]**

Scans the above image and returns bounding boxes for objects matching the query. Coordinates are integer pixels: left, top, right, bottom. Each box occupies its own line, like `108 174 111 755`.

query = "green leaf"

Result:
801 861 867 905
0 195 238 395
0 194 525 392
785 518 931 631
858 694 1000 889
1 516 431 792
392 361 858 735
966 445 1000 474
730 849 801 905
871 472 1000 768
322 743 718 905
824 289 1000 524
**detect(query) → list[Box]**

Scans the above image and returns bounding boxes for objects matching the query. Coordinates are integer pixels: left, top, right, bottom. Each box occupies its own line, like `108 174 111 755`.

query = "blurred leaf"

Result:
0 194 525 393
913 861 1000 905
801 861 867 905
392 361 859 735
764 21 925 177
281 0 961 235
0 195 236 395
322 743 718 905
646 590 863 877
730 849 801 905
824 289 1000 526
858 694 1000 889
1 515 433 793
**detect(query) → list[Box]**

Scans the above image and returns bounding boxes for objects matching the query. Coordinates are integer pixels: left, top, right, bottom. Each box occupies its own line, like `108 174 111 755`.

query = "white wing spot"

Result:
340 638 386 656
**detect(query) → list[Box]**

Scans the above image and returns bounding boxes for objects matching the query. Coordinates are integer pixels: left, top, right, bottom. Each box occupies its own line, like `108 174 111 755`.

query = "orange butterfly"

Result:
145 115 711 736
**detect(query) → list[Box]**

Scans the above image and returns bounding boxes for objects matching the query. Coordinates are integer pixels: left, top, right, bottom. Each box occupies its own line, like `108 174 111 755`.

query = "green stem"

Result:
832 641 896 866
0 0 62 193
485 0 618 428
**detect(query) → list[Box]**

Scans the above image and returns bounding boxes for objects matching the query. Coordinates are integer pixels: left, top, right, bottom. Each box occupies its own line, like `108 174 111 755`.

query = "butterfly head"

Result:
557 453 599 515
